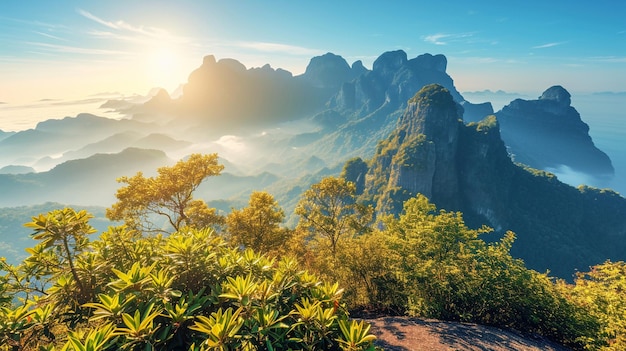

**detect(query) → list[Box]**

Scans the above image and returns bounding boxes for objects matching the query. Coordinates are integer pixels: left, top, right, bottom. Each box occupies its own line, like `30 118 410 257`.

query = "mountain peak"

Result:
409 53 448 72
401 84 462 140
539 85 571 106
496 86 613 176
373 50 408 73
300 52 360 89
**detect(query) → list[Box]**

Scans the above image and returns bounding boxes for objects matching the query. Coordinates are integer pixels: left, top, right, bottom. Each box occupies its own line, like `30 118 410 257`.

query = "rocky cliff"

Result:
328 51 490 120
362 84 626 278
496 86 614 177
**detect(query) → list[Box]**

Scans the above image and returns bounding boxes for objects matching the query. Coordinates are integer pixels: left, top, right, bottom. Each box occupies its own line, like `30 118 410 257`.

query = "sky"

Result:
1 1 626 122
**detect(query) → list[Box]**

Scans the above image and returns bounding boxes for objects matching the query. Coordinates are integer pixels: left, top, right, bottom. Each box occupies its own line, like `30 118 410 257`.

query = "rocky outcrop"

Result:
362 84 626 279
496 85 614 178
299 52 364 89
365 84 466 214
329 51 491 121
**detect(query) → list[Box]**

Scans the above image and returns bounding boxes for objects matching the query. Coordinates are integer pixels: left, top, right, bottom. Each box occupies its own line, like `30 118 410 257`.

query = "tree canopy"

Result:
106 153 224 233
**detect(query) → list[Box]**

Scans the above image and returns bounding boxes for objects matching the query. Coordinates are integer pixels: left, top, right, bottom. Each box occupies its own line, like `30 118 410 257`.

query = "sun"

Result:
146 47 186 90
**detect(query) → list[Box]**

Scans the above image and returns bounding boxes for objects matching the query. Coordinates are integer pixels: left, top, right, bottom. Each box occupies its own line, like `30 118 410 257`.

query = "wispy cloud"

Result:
77 9 190 45
236 41 323 56
78 9 167 37
423 32 475 45
588 56 626 63
34 31 67 41
27 41 126 56
532 42 566 49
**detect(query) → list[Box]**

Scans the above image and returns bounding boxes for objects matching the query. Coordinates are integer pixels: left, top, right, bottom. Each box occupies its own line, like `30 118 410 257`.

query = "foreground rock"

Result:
367 317 572 351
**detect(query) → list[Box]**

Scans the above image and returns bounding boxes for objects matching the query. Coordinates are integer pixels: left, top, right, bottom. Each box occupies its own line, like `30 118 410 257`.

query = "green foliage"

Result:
225 191 294 257
295 176 373 256
0 214 375 351
298 192 598 349
3 153 625 351
467 114 498 132
559 261 626 350
379 195 597 347
408 84 454 108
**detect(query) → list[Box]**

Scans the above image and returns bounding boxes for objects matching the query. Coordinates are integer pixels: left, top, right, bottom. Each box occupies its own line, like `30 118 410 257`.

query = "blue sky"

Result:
1 0 625 104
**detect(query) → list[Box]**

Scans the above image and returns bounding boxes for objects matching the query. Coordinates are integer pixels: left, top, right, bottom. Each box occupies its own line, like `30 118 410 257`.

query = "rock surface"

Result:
367 317 572 351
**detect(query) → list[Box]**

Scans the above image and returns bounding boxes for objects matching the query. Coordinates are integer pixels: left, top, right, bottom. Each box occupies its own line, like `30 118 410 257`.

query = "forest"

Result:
1 153 625 351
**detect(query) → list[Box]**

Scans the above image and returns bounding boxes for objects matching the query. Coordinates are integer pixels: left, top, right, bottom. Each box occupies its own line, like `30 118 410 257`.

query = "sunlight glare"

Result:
146 46 187 91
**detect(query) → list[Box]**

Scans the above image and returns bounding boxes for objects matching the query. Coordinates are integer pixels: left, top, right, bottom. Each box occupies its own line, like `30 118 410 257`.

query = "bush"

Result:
0 210 376 351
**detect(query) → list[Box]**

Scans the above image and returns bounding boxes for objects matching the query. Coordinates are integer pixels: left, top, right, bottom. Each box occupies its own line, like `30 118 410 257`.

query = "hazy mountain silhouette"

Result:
0 129 15 142
496 86 614 178
3 50 609 188
0 165 34 174
0 113 160 168
0 148 172 206
0 51 614 200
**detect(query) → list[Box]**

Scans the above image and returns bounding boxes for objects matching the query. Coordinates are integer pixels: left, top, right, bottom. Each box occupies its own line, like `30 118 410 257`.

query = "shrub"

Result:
0 212 376 351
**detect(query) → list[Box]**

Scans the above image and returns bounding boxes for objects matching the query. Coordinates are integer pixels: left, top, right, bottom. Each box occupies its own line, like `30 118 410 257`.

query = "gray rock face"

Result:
496 86 614 177
410 53 447 72
366 84 465 214
329 51 490 121
539 85 571 106
300 52 356 89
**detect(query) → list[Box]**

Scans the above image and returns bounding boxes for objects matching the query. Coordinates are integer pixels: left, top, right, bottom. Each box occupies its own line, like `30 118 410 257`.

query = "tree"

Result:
295 177 373 256
559 260 626 350
106 153 224 233
24 208 97 304
225 191 292 256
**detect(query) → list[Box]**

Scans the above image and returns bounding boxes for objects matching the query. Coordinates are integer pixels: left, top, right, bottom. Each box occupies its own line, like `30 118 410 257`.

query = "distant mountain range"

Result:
0 50 620 278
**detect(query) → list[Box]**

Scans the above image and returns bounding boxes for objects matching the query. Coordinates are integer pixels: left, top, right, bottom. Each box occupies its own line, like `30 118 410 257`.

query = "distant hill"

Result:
0 113 160 168
360 84 626 278
0 165 34 174
0 148 172 207
0 129 15 142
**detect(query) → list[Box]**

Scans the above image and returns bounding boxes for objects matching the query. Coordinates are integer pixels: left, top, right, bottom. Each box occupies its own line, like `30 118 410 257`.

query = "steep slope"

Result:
363 84 626 278
496 86 614 177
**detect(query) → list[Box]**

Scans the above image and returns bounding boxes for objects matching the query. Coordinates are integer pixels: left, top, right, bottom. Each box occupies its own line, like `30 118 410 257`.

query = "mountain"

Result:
147 54 343 133
0 165 35 174
299 51 494 166
362 84 626 278
0 148 172 207
0 129 15 142
0 113 160 168
495 86 614 178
